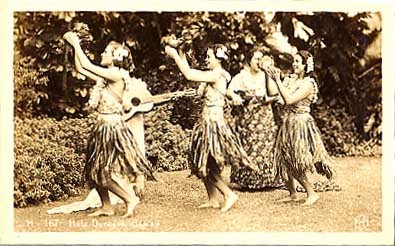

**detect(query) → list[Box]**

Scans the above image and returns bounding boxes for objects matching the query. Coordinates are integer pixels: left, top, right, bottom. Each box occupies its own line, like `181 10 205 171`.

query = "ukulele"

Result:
230 90 280 116
122 88 197 121
234 90 279 105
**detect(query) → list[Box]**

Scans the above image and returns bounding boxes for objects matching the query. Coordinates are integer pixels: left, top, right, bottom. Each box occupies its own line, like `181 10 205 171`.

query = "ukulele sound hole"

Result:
131 97 141 106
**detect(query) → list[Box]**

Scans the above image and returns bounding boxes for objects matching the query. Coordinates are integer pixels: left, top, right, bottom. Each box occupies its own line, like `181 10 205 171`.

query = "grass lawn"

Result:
14 157 382 232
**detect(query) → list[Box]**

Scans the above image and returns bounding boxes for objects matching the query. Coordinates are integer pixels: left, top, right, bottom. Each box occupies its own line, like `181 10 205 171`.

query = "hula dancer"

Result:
165 42 258 212
63 32 155 217
267 50 335 206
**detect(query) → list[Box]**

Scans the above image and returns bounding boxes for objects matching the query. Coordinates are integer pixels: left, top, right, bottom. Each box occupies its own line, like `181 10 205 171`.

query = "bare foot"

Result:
221 193 238 212
87 207 115 217
121 198 140 218
277 194 300 203
133 185 143 199
134 175 145 198
302 193 319 206
198 200 220 209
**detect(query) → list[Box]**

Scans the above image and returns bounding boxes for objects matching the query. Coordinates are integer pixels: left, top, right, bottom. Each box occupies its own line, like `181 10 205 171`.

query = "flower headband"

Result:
306 56 314 73
215 46 228 60
113 46 129 62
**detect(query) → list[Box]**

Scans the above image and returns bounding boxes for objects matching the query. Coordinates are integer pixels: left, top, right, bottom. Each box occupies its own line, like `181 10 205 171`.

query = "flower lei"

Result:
215 46 228 60
307 77 319 103
88 78 106 109
306 56 314 73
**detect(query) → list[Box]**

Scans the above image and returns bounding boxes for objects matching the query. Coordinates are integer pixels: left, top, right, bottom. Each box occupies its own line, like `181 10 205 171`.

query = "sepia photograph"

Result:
0 0 394 245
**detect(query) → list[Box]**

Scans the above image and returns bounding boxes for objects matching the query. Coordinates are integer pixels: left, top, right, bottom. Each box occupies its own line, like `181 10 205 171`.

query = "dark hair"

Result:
207 43 229 68
108 41 135 72
297 50 314 75
246 47 272 66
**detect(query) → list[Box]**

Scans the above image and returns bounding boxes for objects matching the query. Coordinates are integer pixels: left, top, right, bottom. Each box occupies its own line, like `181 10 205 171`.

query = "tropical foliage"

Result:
13 11 382 207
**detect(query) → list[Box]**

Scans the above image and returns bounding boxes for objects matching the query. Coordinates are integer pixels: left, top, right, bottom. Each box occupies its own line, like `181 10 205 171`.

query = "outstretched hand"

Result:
63 31 80 46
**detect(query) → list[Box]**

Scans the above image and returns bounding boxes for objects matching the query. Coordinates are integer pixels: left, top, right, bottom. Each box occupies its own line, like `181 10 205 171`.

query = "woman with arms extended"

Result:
268 50 335 206
61 32 155 217
165 42 258 212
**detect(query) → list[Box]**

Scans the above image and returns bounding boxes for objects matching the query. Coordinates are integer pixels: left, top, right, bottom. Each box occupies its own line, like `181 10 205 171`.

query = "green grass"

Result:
14 157 382 232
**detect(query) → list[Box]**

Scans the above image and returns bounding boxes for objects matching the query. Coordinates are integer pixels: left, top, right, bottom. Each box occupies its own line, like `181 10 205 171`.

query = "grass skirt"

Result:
274 113 335 181
85 114 155 188
190 106 256 178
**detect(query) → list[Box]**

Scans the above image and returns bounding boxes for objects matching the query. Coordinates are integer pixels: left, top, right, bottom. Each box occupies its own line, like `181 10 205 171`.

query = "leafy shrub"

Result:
313 103 381 157
14 117 86 207
144 104 191 171
14 105 193 207
14 56 49 118
16 114 96 155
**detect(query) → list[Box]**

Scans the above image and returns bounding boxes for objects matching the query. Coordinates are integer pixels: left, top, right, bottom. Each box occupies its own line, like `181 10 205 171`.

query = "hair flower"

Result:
113 47 128 62
306 56 314 73
216 46 228 60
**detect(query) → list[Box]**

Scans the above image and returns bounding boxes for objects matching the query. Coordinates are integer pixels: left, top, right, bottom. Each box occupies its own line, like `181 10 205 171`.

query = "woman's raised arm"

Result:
74 54 101 81
64 32 122 82
268 68 313 105
165 46 218 83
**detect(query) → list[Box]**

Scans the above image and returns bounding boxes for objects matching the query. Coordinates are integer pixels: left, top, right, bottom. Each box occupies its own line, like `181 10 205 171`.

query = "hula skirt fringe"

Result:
190 106 257 178
84 114 156 188
274 113 335 181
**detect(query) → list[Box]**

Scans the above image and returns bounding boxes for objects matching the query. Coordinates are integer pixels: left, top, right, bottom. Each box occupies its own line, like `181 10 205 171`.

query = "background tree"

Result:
13 11 382 207
14 11 382 146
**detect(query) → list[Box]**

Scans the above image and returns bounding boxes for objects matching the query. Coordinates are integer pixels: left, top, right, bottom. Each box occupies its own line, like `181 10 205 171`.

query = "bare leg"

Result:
211 173 238 212
286 173 299 201
87 187 115 217
198 177 220 209
127 114 146 199
277 172 300 202
133 174 145 199
107 179 140 218
296 175 319 206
